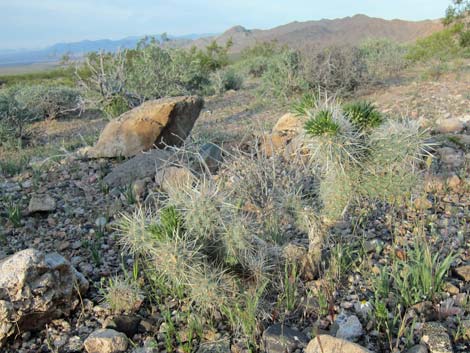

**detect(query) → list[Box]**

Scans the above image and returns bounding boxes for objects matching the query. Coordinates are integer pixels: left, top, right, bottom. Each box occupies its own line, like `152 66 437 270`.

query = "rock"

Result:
305 335 371 353
261 324 309 353
406 344 429 353
454 265 470 282
272 113 302 135
443 282 459 295
154 166 195 193
84 329 128 353
103 315 141 337
103 149 174 187
84 96 204 158
196 339 230 353
199 143 223 173
334 314 363 341
447 175 461 190
436 118 464 134
438 147 464 169
421 322 453 353
28 194 56 213
0 249 88 347
259 133 291 157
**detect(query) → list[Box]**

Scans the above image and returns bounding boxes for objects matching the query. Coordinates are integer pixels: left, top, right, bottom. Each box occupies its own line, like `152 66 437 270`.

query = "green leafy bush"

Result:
359 39 408 81
210 67 243 94
258 49 307 103
406 26 463 62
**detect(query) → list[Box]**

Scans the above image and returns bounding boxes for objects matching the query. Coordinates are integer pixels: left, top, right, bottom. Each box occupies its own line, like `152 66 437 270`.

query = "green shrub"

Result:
343 101 383 131
258 49 307 103
210 67 243 94
15 84 82 120
406 26 463 62
359 39 408 81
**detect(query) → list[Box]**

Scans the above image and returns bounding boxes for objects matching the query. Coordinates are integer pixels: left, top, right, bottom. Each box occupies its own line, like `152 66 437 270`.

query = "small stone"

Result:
28 194 56 213
262 324 309 353
305 335 371 353
421 322 453 353
406 344 429 353
436 118 464 134
103 315 141 337
443 282 459 295
454 265 470 282
84 329 128 353
447 175 461 190
334 314 363 341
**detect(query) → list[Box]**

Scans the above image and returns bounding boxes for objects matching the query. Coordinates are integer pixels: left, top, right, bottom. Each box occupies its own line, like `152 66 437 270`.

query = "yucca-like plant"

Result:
343 101 383 131
291 92 318 117
304 110 341 137
303 105 367 173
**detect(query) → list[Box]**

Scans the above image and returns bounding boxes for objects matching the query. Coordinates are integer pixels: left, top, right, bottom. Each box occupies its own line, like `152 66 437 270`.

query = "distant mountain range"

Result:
188 14 443 53
0 14 443 68
0 33 215 67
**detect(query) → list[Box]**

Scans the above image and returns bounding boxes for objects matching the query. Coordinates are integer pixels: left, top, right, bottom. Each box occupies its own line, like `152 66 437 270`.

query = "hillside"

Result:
189 14 444 52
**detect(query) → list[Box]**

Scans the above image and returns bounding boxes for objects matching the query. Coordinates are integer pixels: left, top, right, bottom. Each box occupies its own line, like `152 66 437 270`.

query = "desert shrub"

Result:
210 67 244 94
14 84 82 120
237 42 282 77
359 39 408 81
302 45 370 95
258 49 308 103
459 30 470 47
78 39 232 114
406 26 463 62
0 84 81 145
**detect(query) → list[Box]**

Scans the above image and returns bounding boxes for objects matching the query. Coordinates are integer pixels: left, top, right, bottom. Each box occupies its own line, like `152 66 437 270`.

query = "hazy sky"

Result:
1 0 451 50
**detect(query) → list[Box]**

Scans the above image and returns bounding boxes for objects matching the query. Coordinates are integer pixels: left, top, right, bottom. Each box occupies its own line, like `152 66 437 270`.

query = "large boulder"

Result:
0 249 88 347
84 96 204 158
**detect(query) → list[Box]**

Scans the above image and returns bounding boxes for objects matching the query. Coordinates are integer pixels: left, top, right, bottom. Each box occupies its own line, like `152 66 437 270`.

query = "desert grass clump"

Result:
343 101 383 131
101 276 144 314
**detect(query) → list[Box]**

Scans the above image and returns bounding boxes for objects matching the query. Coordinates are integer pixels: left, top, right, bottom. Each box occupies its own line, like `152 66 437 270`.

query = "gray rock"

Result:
438 147 464 169
421 322 453 353
334 314 363 341
103 315 141 337
262 324 308 353
84 329 128 353
28 194 56 213
0 249 88 347
407 344 429 353
199 143 223 173
305 335 371 353
103 149 174 187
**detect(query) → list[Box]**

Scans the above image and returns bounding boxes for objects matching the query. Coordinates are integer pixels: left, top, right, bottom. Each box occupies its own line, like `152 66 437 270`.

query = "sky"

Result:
0 0 451 50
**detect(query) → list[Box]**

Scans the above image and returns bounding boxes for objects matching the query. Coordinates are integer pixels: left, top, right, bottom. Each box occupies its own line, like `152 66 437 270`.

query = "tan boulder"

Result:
272 113 303 135
306 335 372 353
259 133 291 157
85 96 203 158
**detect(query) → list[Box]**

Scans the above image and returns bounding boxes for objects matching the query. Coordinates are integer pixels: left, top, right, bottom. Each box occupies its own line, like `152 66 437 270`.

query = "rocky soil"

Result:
2 72 470 353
